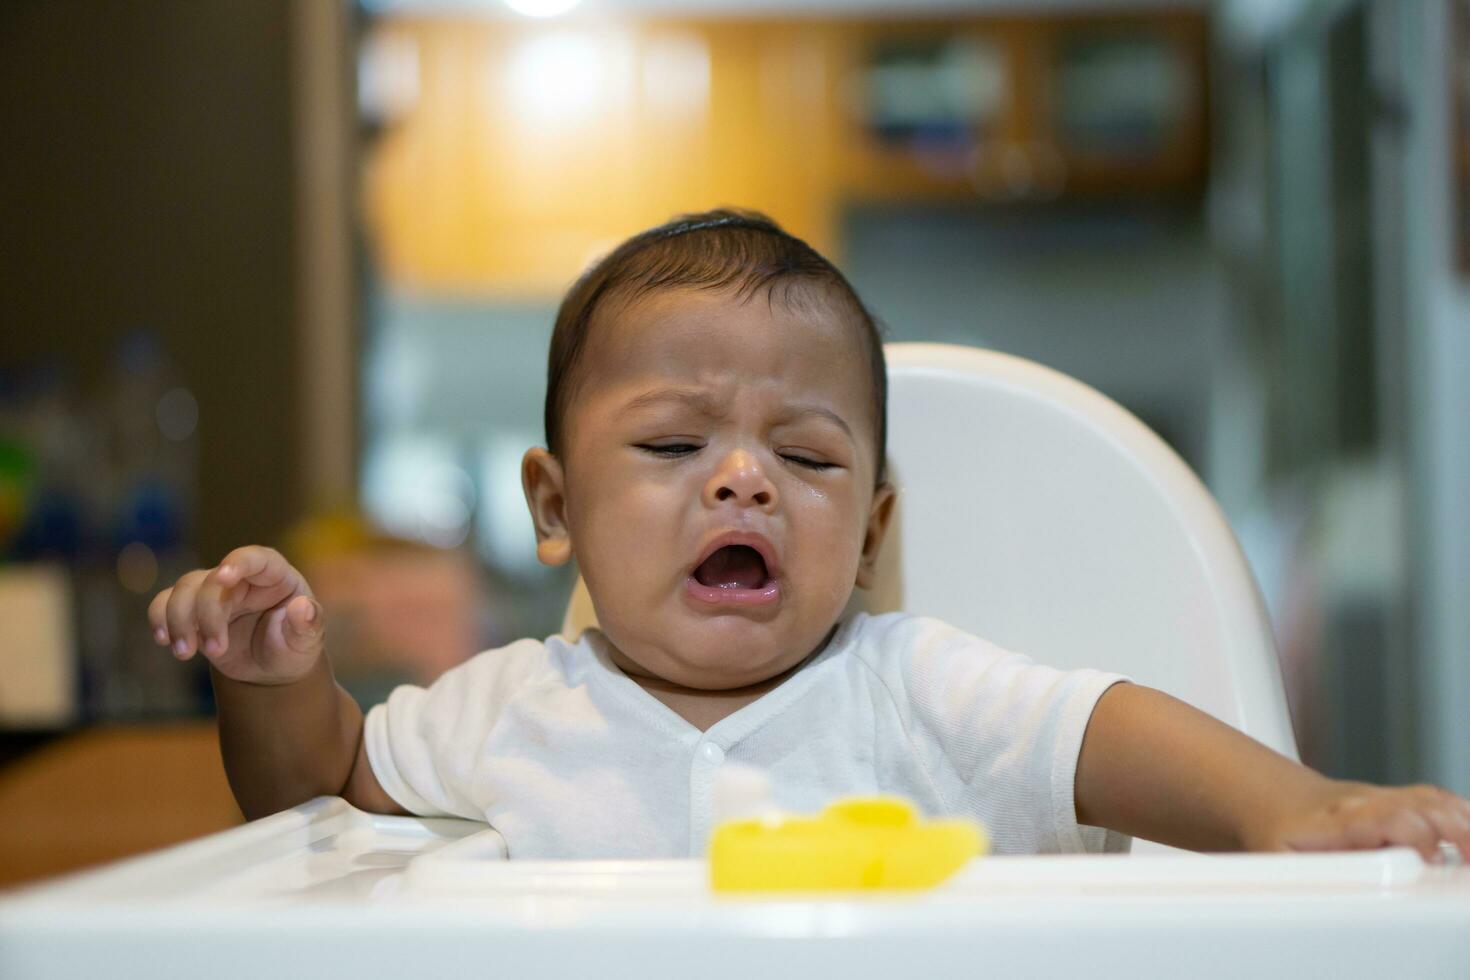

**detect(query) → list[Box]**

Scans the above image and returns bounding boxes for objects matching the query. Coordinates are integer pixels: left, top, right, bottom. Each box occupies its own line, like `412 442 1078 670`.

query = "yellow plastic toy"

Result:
709 796 987 893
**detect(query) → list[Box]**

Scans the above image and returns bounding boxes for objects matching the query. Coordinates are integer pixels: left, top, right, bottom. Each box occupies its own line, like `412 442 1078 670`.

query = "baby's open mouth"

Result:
692 545 771 590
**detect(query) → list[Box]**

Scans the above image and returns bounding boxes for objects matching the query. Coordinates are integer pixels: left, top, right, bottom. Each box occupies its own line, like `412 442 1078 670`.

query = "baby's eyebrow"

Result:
620 387 854 440
778 404 854 440
621 386 724 418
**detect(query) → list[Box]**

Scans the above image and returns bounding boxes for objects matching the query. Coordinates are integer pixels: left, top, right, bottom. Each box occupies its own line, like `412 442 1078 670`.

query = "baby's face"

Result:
525 285 892 691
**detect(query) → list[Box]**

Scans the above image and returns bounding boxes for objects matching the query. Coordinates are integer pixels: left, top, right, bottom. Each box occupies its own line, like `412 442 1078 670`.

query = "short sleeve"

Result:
363 639 544 820
877 616 1131 854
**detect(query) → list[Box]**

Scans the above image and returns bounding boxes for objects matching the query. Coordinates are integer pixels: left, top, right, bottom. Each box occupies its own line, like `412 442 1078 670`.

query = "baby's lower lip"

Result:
684 576 781 607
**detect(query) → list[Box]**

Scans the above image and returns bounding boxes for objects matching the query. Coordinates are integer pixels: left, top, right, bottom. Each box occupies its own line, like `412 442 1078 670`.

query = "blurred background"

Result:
1 0 1467 886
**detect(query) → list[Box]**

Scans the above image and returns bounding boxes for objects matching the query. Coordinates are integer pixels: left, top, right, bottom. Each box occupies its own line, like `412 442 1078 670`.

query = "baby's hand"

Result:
148 545 324 686
1256 780 1470 863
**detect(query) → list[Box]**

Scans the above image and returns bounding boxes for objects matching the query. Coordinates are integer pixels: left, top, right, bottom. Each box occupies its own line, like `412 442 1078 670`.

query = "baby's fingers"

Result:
1374 808 1442 862
282 594 324 652
1282 811 1403 853
1282 790 1442 859
194 567 241 656
163 569 210 660
214 545 290 590
148 587 173 646
1419 789 1470 864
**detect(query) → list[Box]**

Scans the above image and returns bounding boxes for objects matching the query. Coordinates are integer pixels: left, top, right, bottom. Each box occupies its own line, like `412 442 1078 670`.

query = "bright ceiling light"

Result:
504 32 608 122
504 0 581 17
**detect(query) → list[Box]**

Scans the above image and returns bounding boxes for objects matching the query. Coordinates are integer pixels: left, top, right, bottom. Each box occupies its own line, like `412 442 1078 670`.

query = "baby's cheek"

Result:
801 516 866 591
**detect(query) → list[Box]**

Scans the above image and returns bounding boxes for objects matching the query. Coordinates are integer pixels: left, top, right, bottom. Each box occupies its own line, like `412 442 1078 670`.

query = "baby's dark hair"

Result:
544 208 888 483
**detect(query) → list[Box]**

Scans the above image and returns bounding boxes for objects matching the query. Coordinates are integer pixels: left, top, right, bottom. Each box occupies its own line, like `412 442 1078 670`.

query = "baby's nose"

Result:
706 449 777 510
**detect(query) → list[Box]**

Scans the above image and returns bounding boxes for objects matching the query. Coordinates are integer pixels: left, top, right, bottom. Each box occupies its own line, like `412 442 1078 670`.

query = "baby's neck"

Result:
606 624 839 732
630 671 792 732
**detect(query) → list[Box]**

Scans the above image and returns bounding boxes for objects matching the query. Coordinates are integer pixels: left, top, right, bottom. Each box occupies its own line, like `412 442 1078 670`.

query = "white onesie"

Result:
364 610 1131 858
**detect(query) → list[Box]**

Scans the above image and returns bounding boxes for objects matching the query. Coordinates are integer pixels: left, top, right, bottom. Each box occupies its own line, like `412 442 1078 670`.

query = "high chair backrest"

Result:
562 343 1298 846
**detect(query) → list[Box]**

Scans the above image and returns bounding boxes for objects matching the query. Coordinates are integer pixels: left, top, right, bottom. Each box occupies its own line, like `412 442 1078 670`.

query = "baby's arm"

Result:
210 649 406 820
1074 683 1470 859
149 546 406 820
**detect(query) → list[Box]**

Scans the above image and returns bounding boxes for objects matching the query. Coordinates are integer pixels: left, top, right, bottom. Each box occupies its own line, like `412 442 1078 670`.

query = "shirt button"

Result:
698 741 725 765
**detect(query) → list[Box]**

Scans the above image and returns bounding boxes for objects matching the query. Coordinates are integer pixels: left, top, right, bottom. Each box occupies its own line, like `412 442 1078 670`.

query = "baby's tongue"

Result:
693 545 767 589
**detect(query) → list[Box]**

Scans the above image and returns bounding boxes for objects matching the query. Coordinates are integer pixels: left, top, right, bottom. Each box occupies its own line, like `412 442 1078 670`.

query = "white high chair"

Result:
564 342 1298 852
10 348 1470 980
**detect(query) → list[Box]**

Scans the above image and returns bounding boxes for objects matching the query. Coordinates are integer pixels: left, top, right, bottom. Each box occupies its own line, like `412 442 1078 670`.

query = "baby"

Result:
151 209 1470 860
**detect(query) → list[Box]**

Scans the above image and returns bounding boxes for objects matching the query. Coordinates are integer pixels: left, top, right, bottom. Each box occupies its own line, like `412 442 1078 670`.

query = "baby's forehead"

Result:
580 286 877 433
587 281 866 366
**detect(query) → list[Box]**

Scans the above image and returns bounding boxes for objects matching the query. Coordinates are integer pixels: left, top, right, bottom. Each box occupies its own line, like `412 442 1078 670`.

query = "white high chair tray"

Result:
3 797 1468 979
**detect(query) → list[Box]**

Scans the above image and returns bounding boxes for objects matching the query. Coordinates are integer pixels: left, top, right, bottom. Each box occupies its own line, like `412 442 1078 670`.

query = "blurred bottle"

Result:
78 331 203 719
0 370 39 560
10 361 91 564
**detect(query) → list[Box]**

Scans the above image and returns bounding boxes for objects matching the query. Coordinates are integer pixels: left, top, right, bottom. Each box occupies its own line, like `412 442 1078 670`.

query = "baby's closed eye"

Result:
777 452 836 470
635 442 701 458
635 441 838 471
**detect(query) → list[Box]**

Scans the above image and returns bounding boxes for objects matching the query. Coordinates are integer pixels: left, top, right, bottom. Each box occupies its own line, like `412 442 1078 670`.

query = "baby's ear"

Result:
521 447 573 566
855 481 897 590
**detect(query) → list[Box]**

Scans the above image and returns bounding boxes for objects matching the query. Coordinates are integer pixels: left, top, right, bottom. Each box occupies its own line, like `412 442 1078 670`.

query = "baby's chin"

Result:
603 621 823 692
